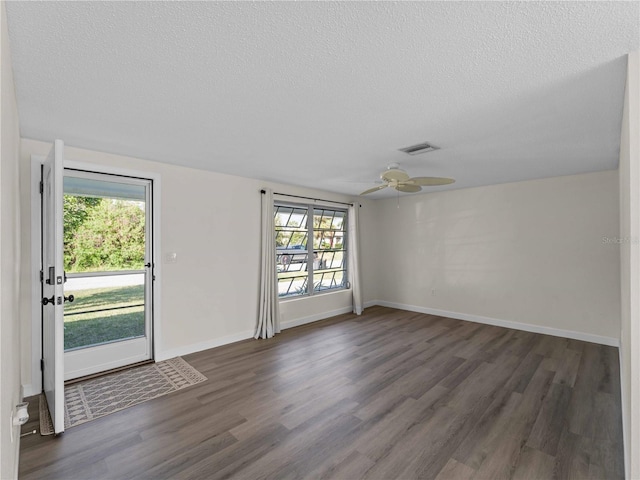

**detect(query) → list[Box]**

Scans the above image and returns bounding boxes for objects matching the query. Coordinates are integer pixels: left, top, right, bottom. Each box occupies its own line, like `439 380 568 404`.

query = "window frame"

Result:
274 201 349 299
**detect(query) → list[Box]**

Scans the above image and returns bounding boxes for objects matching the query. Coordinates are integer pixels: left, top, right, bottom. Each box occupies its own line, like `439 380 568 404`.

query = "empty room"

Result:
1 1 639 479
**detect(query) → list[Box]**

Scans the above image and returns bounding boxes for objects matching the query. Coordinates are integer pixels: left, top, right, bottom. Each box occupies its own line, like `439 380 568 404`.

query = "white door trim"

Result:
28 156 162 395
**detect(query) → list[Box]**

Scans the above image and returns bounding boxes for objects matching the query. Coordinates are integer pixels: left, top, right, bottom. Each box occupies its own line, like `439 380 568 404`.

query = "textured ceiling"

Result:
6 1 640 197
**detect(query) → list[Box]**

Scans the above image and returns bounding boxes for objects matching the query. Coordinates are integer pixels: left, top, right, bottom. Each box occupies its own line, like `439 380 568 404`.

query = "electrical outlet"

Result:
165 252 177 264
9 402 28 442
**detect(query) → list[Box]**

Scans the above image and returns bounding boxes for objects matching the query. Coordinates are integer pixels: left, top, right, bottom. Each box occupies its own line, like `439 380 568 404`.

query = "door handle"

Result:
42 295 73 305
42 296 55 306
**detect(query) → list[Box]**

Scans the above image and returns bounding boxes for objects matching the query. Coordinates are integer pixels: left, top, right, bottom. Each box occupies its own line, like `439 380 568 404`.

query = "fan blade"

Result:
381 169 410 182
407 176 455 186
360 184 388 195
395 184 421 193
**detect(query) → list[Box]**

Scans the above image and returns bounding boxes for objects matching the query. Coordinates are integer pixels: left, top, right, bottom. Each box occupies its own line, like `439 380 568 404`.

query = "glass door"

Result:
61 170 153 380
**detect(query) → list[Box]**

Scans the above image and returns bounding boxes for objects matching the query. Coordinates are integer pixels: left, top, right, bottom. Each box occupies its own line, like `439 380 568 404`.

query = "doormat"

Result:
39 357 206 434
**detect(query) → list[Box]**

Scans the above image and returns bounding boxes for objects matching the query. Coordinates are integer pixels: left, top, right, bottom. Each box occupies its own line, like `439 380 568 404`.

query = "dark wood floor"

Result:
19 306 624 479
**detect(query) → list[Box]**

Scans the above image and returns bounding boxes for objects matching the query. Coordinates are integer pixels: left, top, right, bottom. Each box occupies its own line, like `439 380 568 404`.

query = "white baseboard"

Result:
156 307 357 361
281 306 354 330
373 300 621 347
22 384 37 398
156 329 255 361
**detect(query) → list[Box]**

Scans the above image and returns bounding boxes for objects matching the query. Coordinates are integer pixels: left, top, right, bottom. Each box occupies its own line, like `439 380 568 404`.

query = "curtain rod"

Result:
260 190 359 207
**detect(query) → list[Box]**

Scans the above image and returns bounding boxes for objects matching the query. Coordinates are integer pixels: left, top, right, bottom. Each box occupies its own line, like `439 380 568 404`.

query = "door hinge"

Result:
39 181 43 194
40 359 44 372
40 270 43 283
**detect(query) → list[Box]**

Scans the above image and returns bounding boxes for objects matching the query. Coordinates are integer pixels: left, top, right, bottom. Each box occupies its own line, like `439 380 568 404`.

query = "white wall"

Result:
19 139 376 391
372 171 621 344
619 50 639 480
0 2 22 478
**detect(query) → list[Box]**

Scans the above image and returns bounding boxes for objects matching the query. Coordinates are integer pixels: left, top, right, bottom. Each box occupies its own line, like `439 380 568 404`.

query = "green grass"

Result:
64 285 145 350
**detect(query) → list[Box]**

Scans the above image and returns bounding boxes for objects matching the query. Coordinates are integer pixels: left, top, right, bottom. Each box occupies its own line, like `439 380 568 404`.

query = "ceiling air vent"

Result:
399 142 439 155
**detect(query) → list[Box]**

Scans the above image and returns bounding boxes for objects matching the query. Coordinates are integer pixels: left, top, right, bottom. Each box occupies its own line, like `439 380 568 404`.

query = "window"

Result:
274 203 348 298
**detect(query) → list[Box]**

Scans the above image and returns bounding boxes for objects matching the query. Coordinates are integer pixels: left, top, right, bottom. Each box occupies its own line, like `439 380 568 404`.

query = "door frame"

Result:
63 169 154 380
29 156 162 395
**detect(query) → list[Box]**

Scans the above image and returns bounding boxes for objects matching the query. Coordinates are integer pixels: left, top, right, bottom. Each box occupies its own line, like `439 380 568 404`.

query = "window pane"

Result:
314 209 334 229
277 252 307 274
275 206 307 229
276 230 308 250
275 206 307 251
313 270 346 292
275 204 347 299
278 274 308 297
331 212 345 230
314 250 344 270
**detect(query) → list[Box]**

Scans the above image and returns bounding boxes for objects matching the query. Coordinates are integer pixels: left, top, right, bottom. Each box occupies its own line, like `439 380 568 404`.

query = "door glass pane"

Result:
63 176 145 201
64 274 145 351
63 176 147 351
63 192 146 274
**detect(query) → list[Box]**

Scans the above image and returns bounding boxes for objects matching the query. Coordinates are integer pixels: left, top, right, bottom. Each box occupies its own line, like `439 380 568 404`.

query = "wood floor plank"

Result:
104 410 245 478
552 348 582 388
502 351 544 394
453 325 509 360
175 423 291 480
354 386 449 462
567 343 622 440
445 356 521 413
452 390 523 470
472 328 518 364
590 391 625 478
511 446 555 480
362 405 463 479
316 450 375 480
20 458 110 480
21 430 140 480
228 410 362 479
395 354 465 400
128 432 238 480
553 428 590 480
19 306 624 480
526 382 573 456
438 358 484 390
457 363 555 472
435 458 476 480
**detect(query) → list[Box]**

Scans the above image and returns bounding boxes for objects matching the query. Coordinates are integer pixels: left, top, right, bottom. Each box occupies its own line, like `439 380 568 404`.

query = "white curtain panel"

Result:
348 204 363 315
255 188 281 339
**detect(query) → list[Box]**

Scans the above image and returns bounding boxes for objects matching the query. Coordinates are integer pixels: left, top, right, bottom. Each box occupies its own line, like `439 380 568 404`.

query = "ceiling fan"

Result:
360 164 455 195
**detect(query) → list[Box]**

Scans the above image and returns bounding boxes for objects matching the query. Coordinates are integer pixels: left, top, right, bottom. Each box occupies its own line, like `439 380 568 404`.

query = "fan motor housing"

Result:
381 168 409 182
